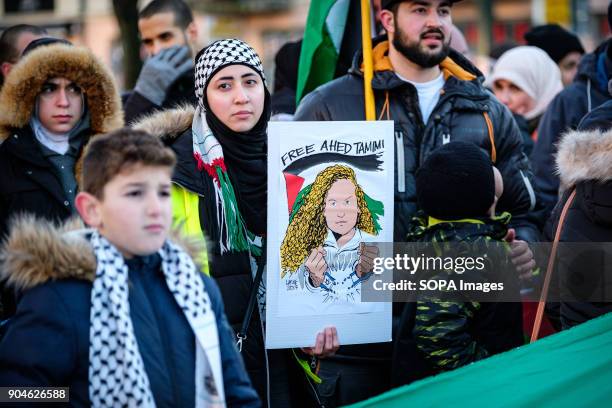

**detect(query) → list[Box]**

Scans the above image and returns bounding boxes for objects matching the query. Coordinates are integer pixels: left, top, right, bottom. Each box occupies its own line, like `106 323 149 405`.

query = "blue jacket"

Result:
530 40 612 221
0 218 260 408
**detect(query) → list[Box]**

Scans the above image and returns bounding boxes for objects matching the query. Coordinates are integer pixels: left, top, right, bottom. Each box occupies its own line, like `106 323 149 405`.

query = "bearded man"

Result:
294 0 541 403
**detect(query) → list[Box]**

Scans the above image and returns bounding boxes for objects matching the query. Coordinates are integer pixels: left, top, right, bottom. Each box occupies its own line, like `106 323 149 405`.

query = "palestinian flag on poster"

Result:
296 0 366 104
283 153 382 225
281 151 384 231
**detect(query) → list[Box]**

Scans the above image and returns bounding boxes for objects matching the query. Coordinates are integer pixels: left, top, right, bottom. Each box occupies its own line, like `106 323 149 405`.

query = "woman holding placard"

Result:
132 38 338 407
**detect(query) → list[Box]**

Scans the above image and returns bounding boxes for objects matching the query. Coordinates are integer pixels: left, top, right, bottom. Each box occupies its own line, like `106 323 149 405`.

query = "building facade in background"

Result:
0 0 610 90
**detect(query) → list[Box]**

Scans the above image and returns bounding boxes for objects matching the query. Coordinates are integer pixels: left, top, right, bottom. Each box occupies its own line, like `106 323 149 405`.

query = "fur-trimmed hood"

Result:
0 43 123 141
557 127 612 189
131 104 194 142
0 216 205 291
131 104 208 197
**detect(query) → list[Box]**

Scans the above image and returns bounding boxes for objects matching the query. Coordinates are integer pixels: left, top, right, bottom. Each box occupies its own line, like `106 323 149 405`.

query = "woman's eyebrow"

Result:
216 72 257 81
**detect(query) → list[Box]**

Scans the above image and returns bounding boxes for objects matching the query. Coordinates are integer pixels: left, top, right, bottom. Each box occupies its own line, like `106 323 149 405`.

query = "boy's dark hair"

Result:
0 24 47 86
139 0 194 30
81 128 176 199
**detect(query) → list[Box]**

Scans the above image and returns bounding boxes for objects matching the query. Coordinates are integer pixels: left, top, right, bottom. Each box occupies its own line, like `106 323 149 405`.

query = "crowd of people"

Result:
0 0 610 407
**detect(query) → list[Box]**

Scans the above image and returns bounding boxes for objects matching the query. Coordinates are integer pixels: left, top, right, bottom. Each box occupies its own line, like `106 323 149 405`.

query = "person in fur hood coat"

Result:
544 91 612 329
0 42 123 318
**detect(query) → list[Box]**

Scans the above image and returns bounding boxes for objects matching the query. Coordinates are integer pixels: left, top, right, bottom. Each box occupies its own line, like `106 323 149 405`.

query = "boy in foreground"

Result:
0 128 260 407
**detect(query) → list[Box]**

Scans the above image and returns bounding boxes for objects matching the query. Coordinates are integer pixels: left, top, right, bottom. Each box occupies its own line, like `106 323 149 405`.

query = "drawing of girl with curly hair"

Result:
280 165 383 303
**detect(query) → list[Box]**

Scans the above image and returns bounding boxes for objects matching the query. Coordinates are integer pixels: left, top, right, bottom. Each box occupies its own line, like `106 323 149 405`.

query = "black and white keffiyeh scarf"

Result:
192 38 269 257
88 231 225 407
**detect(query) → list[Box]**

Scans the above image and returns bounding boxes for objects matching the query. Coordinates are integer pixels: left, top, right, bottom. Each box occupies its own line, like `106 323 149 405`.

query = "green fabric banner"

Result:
296 0 349 104
349 312 612 407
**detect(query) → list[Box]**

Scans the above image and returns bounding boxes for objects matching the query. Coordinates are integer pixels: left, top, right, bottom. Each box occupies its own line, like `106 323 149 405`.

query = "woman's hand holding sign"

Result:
301 326 340 358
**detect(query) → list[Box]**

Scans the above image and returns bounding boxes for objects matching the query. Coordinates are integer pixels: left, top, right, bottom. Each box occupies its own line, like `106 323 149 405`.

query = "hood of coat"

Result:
131 104 209 196
0 43 123 142
0 215 205 291
557 126 612 189
573 40 610 87
131 104 195 143
557 103 612 227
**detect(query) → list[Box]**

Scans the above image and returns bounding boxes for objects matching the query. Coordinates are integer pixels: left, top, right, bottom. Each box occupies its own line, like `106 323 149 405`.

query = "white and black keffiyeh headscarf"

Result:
88 231 225 407
194 38 266 111
191 39 268 258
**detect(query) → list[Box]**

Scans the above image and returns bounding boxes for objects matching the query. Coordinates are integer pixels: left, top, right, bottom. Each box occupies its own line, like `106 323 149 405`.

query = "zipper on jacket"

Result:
519 169 537 211
395 130 406 193
587 79 592 112
139 268 182 406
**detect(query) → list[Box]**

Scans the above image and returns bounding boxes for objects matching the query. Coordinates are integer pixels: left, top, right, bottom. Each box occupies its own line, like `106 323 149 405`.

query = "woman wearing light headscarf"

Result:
487 46 563 155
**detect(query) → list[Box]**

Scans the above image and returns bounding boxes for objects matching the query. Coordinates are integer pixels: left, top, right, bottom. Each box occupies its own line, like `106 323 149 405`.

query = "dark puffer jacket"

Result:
531 40 612 220
0 218 260 407
546 102 612 329
295 39 540 243
0 126 88 238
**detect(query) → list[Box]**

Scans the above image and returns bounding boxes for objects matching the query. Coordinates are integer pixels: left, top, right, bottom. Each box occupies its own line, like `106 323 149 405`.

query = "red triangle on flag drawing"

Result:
283 172 305 215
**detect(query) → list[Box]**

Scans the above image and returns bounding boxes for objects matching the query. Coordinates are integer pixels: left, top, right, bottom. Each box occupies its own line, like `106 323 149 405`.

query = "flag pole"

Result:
360 0 375 121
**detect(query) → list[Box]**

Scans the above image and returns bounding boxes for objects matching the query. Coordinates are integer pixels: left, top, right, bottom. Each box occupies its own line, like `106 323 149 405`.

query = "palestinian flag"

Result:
349 312 612 407
282 152 384 232
296 0 367 103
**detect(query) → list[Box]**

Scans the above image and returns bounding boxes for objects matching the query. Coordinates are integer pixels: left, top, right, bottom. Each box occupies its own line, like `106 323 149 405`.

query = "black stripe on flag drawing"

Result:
283 152 383 175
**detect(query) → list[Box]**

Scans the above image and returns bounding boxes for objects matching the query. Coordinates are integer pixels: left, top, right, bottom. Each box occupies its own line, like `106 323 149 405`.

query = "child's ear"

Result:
75 192 102 228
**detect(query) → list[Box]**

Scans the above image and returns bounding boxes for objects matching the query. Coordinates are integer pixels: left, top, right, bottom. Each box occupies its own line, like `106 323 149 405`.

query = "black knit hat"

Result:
416 141 495 219
524 24 584 63
382 0 462 10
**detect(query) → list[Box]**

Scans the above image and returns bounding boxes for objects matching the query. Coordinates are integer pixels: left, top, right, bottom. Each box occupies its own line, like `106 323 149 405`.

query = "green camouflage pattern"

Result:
407 212 512 371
